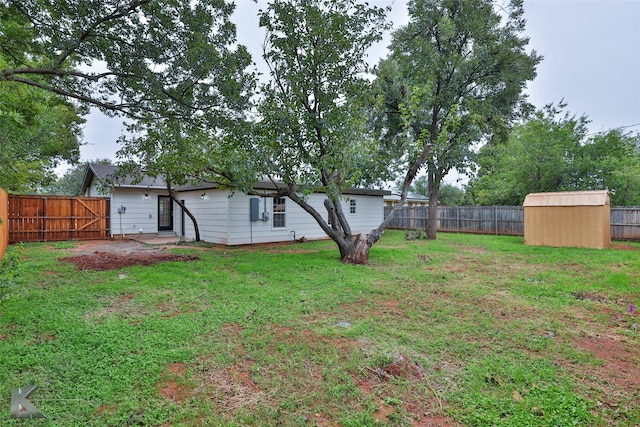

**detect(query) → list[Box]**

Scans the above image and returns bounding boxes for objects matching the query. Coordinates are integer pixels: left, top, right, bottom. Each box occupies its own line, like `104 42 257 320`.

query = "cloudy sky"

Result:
72 0 640 176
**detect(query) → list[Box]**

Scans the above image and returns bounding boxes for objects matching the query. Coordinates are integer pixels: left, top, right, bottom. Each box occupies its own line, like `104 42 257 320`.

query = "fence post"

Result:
495 206 498 235
457 206 460 233
0 188 7 261
43 197 47 242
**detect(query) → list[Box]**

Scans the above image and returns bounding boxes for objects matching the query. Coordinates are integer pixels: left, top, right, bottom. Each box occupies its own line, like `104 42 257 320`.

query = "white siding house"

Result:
81 164 172 237
80 164 389 245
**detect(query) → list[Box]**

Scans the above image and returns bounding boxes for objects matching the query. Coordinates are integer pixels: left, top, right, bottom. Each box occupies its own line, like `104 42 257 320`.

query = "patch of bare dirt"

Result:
359 354 462 427
158 362 191 403
59 239 198 271
610 243 639 251
59 251 198 271
570 334 640 393
70 239 158 254
378 354 426 380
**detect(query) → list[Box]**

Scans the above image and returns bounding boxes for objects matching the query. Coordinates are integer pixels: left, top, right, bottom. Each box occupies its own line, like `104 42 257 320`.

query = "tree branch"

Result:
53 0 151 69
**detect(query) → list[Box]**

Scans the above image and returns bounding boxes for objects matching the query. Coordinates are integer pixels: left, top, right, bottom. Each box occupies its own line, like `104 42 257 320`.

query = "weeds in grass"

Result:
404 229 428 240
0 243 24 300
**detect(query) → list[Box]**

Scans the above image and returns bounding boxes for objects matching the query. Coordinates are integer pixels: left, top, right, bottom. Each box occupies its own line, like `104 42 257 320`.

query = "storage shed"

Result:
523 190 611 249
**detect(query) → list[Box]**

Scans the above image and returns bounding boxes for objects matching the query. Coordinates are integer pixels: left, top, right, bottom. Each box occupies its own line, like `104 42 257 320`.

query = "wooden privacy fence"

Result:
0 188 8 260
384 206 640 241
611 207 640 241
8 195 110 243
439 206 524 235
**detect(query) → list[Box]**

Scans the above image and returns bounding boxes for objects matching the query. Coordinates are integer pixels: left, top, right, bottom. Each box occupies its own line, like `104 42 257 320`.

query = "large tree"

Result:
3 0 257 233
254 0 391 264
376 0 540 238
2 0 254 194
469 103 587 205
0 0 246 120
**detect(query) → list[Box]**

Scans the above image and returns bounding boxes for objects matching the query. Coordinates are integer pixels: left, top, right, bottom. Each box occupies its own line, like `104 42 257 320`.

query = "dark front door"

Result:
158 196 173 231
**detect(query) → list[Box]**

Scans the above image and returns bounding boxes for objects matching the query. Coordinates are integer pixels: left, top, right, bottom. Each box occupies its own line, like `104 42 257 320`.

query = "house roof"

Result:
179 180 390 196
523 190 611 207
80 163 167 194
81 164 390 197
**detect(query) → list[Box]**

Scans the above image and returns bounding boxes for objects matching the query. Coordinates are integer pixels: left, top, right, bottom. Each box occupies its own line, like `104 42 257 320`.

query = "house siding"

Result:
339 194 386 233
180 191 230 244
186 191 385 245
110 188 166 237
83 173 170 238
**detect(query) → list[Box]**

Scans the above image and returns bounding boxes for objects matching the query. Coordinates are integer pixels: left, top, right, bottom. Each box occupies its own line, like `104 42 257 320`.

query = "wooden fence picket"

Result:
8 195 110 243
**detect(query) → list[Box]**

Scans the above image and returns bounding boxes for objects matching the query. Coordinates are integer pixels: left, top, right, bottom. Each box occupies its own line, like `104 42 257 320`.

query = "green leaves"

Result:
0 0 252 120
259 3 387 183
0 80 83 191
1 0 258 191
469 103 640 206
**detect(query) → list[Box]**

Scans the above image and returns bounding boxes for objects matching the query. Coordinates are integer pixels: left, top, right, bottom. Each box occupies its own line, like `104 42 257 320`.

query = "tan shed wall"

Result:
524 194 611 249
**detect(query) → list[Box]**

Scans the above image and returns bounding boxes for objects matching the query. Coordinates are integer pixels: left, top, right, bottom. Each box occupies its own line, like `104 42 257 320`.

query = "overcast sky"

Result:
71 0 640 178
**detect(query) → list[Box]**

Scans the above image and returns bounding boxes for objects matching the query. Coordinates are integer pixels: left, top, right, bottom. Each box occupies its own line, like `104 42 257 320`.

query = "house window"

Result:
350 199 356 214
273 197 286 228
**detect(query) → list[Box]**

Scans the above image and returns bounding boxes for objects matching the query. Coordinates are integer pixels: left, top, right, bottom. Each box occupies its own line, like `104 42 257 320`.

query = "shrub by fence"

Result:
0 188 7 260
384 206 640 241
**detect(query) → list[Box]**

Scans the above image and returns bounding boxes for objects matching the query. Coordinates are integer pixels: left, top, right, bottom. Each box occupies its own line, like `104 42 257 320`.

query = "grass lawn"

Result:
0 231 639 426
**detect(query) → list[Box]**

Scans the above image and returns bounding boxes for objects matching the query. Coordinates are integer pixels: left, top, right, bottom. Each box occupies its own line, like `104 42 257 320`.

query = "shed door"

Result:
158 196 173 231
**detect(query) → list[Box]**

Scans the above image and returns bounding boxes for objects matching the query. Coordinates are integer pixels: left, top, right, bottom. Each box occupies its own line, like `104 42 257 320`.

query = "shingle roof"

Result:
81 164 390 197
178 180 390 196
80 163 167 194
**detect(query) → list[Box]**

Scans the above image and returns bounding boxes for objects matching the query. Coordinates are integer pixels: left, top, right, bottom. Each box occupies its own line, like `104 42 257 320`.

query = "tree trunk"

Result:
426 172 439 239
166 181 201 242
339 234 373 265
288 192 383 265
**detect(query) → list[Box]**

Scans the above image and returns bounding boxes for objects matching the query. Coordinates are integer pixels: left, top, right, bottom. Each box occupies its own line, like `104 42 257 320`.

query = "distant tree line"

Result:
465 103 640 206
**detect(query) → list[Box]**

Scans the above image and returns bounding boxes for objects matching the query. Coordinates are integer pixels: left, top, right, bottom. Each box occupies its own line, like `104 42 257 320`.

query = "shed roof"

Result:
523 190 610 207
